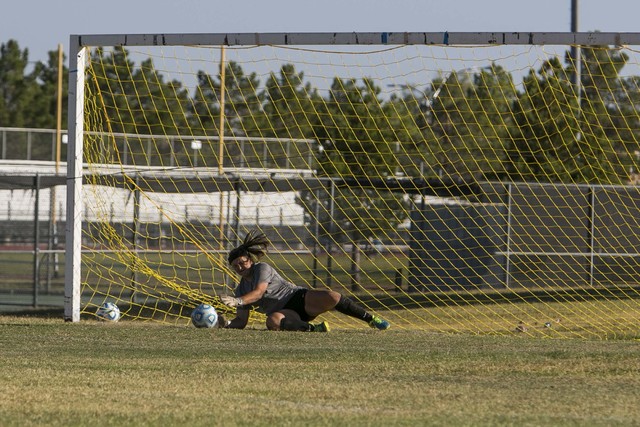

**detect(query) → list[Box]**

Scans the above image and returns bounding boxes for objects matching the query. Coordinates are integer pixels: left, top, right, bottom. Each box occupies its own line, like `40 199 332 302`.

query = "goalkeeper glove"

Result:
221 295 243 307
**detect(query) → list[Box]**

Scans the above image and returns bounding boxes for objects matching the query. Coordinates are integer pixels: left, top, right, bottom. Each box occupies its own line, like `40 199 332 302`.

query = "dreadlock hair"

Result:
227 229 270 264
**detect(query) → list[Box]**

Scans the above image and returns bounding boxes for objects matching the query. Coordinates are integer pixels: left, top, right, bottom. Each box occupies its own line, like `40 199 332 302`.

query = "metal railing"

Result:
0 127 68 162
0 127 319 170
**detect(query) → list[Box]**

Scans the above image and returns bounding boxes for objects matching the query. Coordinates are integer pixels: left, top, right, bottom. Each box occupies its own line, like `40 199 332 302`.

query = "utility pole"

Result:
571 0 581 104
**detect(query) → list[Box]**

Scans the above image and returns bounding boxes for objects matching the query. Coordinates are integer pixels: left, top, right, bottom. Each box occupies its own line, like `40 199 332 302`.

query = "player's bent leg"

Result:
333 294 391 330
304 289 341 318
266 311 285 330
271 309 329 332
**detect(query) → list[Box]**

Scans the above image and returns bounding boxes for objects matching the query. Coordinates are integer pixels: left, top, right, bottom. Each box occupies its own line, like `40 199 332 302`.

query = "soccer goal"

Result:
66 32 640 338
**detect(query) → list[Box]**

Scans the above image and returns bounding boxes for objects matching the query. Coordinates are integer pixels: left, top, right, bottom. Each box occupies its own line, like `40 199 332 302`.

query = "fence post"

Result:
129 174 141 303
33 174 41 307
395 268 403 292
505 183 512 288
326 180 335 288
587 186 596 287
312 189 320 288
350 242 361 291
27 130 32 161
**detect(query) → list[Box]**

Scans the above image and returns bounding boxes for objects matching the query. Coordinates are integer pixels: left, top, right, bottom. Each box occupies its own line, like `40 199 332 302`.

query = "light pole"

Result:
386 66 480 109
428 66 480 108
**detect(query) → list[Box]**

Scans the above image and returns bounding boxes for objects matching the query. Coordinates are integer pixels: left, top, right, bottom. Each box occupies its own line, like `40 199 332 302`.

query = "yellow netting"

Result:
78 42 640 338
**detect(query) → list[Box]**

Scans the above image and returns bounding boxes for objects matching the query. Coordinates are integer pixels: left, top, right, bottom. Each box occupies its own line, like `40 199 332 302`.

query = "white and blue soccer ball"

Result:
191 303 218 328
96 302 121 322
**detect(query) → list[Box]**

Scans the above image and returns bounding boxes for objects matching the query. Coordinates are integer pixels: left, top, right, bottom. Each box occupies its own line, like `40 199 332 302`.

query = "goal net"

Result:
66 32 640 338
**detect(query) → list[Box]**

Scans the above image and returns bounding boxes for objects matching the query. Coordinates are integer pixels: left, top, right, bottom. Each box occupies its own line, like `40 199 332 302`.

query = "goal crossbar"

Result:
73 31 640 48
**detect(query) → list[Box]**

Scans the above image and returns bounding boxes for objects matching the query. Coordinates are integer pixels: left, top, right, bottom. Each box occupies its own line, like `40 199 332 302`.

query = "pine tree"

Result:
0 40 37 128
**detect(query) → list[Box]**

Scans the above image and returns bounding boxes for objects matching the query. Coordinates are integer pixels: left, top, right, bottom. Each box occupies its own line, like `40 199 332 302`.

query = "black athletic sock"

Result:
335 295 373 322
280 317 313 332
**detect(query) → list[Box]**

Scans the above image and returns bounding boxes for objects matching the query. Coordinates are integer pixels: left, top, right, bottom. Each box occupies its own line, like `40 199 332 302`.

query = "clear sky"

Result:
1 0 638 64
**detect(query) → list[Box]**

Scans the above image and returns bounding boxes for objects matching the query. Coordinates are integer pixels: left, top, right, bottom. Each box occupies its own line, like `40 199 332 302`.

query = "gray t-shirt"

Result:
233 262 303 314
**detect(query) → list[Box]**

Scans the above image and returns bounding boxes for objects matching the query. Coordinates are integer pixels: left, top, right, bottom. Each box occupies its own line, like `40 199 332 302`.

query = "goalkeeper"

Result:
220 229 390 332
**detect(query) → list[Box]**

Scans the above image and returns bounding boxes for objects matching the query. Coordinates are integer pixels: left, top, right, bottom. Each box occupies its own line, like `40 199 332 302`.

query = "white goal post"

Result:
65 31 640 324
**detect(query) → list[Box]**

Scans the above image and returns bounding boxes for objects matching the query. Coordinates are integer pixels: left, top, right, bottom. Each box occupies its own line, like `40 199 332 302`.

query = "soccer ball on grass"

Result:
191 303 219 328
96 302 121 322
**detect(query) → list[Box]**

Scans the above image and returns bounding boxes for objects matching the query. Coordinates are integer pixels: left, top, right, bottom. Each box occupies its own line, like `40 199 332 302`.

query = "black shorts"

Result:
282 288 312 321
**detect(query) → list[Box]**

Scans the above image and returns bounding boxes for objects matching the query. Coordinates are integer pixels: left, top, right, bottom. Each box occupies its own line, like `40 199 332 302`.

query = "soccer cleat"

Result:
369 316 390 330
312 321 330 332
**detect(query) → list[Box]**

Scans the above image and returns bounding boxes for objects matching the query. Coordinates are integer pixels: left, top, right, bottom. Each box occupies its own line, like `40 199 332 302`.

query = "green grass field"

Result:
1 316 639 426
